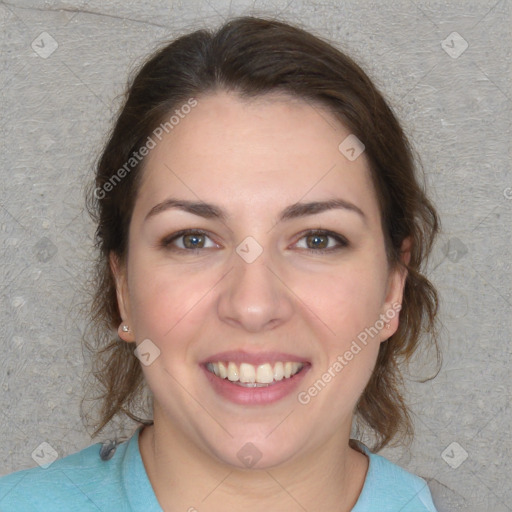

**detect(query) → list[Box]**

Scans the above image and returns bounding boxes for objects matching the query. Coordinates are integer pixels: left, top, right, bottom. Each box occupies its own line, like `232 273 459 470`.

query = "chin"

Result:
204 429 305 471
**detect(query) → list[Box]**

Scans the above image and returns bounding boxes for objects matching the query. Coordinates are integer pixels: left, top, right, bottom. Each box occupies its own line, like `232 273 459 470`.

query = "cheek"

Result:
292 257 388 403
295 260 388 338
131 277 185 331
298 268 384 411
128 259 219 345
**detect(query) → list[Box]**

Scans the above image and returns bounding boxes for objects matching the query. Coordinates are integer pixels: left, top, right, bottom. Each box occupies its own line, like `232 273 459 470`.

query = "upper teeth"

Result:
206 361 304 384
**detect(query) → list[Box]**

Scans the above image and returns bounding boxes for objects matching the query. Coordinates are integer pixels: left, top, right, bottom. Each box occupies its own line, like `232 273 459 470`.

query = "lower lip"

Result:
202 364 310 405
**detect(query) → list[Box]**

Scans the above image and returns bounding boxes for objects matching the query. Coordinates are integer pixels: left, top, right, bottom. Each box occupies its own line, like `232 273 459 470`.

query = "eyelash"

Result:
159 229 349 254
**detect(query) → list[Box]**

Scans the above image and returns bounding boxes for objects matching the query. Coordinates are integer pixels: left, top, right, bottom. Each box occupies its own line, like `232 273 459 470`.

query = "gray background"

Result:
1 1 511 511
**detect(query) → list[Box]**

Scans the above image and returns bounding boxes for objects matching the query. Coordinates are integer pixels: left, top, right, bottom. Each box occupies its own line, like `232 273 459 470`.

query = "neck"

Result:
138 414 369 512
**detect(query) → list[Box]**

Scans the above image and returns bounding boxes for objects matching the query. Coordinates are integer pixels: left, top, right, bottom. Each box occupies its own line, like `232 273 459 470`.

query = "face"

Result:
111 90 408 469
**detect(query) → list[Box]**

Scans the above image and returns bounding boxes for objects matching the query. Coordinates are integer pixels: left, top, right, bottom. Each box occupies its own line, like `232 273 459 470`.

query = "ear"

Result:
379 237 412 341
109 251 135 343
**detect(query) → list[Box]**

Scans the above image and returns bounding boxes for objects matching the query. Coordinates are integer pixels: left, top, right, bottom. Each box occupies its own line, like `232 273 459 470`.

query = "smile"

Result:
205 361 305 387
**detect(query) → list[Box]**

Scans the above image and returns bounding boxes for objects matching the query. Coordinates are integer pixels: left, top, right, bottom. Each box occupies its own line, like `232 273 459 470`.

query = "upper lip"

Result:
200 350 310 366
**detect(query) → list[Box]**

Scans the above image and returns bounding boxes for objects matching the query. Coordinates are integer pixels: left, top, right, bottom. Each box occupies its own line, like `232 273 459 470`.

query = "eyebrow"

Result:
144 197 366 224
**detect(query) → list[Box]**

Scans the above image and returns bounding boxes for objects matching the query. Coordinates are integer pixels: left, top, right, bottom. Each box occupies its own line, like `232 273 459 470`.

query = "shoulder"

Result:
0 435 132 512
353 446 438 512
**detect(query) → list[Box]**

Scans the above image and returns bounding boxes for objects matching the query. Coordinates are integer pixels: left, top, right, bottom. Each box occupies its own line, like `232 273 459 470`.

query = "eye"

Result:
159 229 349 254
294 230 349 253
160 229 218 252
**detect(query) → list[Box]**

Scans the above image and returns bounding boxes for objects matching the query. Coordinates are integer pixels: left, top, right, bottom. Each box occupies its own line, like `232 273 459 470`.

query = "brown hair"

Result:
82 15 440 451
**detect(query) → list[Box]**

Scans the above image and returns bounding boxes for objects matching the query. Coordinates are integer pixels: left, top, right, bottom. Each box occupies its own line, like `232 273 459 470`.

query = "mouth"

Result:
205 360 306 387
201 351 311 405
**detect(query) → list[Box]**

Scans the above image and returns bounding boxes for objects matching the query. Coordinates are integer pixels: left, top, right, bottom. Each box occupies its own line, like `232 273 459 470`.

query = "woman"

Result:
0 15 440 511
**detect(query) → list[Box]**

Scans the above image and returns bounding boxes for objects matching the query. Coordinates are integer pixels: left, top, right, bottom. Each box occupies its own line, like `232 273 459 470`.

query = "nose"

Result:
216 246 294 333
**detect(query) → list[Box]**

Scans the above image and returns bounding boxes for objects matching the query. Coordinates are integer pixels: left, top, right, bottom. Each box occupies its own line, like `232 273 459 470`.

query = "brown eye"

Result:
182 233 206 249
160 230 217 251
295 230 349 253
306 233 329 249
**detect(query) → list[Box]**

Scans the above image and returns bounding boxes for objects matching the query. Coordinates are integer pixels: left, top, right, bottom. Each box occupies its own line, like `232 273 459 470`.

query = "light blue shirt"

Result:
0 426 438 511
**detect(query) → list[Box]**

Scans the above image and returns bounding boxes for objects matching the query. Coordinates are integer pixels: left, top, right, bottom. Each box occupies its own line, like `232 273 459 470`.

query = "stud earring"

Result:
121 324 130 332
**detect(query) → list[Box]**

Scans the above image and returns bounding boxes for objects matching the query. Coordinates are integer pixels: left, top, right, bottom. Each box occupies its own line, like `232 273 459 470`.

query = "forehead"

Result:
134 90 380 224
